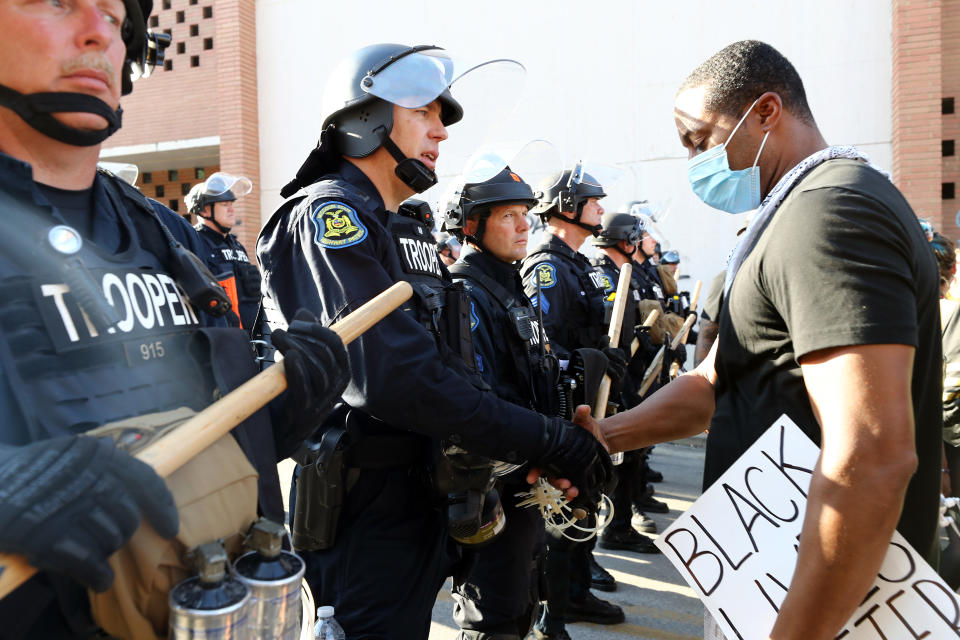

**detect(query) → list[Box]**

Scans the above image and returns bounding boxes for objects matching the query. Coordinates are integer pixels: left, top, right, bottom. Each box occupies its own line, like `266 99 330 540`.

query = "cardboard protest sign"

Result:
655 415 960 639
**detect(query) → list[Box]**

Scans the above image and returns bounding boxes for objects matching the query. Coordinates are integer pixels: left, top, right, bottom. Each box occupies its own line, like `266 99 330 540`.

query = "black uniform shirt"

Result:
257 161 548 462
521 234 607 358
709 159 942 559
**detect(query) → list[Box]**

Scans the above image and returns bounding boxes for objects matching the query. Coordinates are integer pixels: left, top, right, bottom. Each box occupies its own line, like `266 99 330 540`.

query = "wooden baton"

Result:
592 263 632 421
0 280 413 599
629 309 660 357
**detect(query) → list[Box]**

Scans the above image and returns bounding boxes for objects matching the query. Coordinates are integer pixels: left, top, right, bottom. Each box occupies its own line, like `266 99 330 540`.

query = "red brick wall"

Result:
943 1 960 237
106 0 220 146
101 0 261 261
138 164 219 218
892 0 944 228
215 0 261 259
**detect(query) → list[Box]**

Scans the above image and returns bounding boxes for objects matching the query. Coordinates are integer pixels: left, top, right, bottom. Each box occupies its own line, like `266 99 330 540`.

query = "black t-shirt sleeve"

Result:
762 184 919 359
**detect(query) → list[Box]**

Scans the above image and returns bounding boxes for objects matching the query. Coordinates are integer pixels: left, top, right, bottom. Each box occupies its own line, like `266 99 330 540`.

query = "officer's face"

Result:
212 200 237 228
580 197 604 228
470 204 530 263
640 232 657 258
0 0 128 135
390 101 448 173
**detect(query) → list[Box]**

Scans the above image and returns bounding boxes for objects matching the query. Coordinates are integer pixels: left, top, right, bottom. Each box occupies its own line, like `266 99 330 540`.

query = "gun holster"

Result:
291 426 349 551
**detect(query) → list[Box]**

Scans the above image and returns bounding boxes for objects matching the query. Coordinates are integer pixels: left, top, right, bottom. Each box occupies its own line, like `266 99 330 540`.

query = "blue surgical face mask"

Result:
686 97 770 214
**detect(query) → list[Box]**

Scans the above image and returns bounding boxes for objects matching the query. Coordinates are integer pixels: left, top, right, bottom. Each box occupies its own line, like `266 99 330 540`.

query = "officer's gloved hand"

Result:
0 436 178 592
628 328 658 378
272 309 351 437
598 336 628 387
535 417 613 499
672 342 688 368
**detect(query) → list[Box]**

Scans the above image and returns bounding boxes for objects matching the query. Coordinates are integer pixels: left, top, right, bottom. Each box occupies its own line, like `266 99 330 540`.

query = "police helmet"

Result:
592 212 642 247
443 166 538 242
661 250 680 265
321 44 464 159
186 173 253 216
531 169 606 224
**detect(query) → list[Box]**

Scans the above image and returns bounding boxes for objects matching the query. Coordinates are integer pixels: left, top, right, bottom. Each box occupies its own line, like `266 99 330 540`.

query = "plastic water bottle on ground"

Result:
313 606 345 640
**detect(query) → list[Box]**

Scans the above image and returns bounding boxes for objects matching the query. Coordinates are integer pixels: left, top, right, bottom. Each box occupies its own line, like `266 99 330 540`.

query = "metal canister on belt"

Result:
234 518 306 640
169 541 251 639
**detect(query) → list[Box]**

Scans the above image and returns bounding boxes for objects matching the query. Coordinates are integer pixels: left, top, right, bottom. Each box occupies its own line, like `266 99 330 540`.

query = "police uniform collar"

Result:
195 222 234 243
338 160 386 213
459 245 521 292
540 233 588 264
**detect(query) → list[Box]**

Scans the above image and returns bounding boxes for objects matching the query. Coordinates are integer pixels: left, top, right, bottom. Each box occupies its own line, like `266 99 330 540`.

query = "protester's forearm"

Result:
769 439 915 639
601 372 715 453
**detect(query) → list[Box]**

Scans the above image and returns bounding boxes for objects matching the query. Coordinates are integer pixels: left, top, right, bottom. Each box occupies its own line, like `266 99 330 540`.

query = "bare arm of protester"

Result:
694 318 719 367
769 343 917 640
594 340 718 453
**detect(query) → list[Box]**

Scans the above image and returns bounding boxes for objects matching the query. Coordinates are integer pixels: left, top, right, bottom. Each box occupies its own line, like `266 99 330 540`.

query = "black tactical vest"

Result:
0 196 212 443
449 261 559 415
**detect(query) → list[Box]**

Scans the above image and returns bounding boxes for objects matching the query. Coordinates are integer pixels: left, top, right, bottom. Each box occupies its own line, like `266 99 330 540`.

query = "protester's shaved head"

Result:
679 40 816 125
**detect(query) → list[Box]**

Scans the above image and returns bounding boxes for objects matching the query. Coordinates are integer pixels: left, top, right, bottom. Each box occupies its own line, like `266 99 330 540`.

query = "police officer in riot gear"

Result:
590 212 662 552
187 173 263 331
521 168 628 636
442 166 558 640
257 44 612 638
0 2 349 636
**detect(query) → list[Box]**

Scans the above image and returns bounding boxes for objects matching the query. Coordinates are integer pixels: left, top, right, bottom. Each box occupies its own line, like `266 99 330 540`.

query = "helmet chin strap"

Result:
553 208 602 237
0 85 122 147
201 206 232 234
374 128 438 193
614 243 637 260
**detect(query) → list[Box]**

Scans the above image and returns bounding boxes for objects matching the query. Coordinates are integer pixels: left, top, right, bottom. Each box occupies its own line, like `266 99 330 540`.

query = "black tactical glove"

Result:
672 341 688 368
272 309 351 438
598 336 628 387
628 327 658 379
0 436 179 592
535 417 613 500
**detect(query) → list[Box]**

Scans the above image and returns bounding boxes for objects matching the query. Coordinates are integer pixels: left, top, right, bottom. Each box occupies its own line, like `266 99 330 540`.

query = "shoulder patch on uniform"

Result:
534 262 557 290
311 201 368 249
600 274 614 293
470 300 479 332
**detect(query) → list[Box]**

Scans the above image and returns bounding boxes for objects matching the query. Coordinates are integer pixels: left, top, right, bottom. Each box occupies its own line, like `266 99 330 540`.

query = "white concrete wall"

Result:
256 0 892 292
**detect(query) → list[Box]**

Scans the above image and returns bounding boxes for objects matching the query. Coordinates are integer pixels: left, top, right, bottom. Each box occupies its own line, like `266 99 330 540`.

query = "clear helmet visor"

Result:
567 160 625 195
359 48 456 109
440 140 559 220
203 172 253 199
97 161 139 186
636 212 669 247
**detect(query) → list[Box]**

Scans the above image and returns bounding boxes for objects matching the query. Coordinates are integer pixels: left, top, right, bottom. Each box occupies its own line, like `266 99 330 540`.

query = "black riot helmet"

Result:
531 167 606 236
186 173 252 233
593 212 642 258
281 44 464 198
0 0 170 147
443 166 538 247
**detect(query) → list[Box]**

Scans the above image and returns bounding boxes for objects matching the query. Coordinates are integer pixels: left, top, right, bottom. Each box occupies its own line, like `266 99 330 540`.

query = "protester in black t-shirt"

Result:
591 40 941 640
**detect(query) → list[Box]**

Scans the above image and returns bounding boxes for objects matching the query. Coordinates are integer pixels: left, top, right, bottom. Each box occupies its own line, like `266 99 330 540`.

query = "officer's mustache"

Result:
62 53 117 89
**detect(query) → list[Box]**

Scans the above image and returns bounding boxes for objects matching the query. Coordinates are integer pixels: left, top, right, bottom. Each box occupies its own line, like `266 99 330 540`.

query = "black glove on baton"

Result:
598 336 628 387
0 435 179 592
272 309 351 438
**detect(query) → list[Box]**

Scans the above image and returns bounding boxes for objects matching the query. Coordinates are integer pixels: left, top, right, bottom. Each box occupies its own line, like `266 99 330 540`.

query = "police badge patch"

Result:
534 262 557 289
311 201 368 249
600 274 614 293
